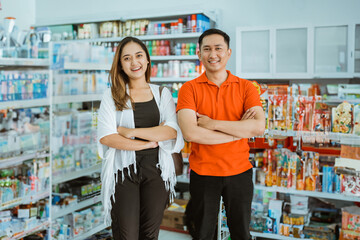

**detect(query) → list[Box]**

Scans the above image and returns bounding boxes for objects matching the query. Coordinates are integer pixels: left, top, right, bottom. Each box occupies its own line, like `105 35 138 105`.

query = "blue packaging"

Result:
196 14 202 32
322 166 334 193
334 174 341 193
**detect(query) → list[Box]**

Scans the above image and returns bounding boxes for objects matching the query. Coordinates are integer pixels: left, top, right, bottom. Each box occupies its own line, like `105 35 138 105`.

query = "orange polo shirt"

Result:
176 70 262 176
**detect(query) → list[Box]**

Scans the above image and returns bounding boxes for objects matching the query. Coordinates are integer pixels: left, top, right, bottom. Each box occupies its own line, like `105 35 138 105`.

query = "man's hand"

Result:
241 108 257 120
197 113 216 130
117 126 134 139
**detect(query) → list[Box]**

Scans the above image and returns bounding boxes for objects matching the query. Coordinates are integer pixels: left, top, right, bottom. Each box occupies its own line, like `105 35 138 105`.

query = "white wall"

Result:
0 0 36 31
35 0 360 72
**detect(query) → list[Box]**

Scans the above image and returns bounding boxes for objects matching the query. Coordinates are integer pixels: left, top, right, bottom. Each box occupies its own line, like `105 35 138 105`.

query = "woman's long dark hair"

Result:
109 36 151 111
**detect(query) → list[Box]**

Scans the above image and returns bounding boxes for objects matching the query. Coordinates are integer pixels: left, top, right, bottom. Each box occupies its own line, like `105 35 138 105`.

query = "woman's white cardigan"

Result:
97 84 184 226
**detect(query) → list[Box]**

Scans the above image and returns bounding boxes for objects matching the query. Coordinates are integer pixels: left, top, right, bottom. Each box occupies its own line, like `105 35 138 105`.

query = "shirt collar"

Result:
196 70 237 84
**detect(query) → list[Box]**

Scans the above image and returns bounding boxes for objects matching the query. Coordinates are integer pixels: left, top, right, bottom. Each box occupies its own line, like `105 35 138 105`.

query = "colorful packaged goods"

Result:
293 96 318 131
340 143 360 160
267 85 293 131
341 206 360 238
303 151 320 191
354 104 360 136
322 166 341 193
287 154 300 189
261 149 321 192
341 174 360 197
332 102 353 134
313 102 331 132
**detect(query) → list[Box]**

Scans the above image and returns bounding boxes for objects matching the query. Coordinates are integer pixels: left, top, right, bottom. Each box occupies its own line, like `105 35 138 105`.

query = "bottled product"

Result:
178 18 183 34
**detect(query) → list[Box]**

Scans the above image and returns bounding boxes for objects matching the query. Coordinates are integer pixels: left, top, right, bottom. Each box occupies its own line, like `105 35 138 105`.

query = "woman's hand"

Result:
145 141 158 149
117 126 134 139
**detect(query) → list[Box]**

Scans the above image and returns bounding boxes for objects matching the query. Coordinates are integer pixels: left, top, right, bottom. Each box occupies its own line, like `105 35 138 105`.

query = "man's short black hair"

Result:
198 28 230 49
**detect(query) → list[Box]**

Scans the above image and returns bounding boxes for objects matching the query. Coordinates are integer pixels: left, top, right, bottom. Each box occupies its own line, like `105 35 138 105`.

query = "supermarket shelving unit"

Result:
52 195 101 219
0 58 51 239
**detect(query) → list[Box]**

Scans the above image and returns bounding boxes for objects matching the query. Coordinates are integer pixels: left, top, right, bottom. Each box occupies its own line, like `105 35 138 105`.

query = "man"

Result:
176 29 265 240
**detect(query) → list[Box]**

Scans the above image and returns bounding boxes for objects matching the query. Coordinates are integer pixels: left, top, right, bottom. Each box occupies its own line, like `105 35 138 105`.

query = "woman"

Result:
97 36 184 240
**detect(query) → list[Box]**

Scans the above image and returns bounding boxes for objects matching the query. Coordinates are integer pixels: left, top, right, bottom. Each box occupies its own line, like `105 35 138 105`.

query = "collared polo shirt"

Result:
176 70 262 176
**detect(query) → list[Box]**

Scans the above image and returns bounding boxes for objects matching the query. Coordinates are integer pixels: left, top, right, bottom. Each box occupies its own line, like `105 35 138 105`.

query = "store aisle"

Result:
159 230 192 240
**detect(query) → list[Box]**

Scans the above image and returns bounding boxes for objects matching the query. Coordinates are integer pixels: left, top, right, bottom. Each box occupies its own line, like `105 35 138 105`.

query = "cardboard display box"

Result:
161 199 188 232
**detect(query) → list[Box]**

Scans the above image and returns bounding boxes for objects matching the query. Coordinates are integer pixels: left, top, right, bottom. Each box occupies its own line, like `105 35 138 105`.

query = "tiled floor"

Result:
159 230 192 240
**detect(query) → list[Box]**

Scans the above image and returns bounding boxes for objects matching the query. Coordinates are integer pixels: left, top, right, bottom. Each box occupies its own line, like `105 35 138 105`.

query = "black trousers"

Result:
111 150 169 240
186 169 253 240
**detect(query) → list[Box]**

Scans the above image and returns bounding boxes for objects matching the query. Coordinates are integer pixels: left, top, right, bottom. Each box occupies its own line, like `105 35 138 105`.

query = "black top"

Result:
133 97 160 154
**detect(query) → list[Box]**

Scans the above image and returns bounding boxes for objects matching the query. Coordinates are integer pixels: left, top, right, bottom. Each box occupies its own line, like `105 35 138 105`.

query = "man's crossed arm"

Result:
177 106 265 145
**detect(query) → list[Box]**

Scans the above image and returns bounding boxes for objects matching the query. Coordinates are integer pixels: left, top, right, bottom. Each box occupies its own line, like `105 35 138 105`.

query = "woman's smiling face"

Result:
120 41 149 81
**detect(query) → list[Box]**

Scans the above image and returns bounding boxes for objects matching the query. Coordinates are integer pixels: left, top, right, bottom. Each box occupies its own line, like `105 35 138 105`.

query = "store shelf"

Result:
0 151 50 168
265 129 360 142
73 223 107 240
0 191 50 211
123 9 217 22
0 58 50 67
62 56 198 70
335 158 360 171
254 184 360 202
151 77 193 82
63 62 111 70
221 227 314 240
140 32 202 40
52 195 101 219
53 163 102 184
9 220 50 240
151 55 198 61
53 32 203 43
0 98 50 109
36 9 216 27
323 97 360 104
53 94 103 104
250 231 313 240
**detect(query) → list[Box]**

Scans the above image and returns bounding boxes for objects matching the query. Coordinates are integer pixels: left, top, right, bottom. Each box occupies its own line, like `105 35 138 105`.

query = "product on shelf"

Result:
52 110 99 177
0 71 49 102
55 176 101 202
322 166 341 193
77 23 99 39
0 158 50 206
51 203 103 239
341 174 360 197
48 13 212 42
145 40 198 57
53 70 108 96
340 142 360 160
151 60 203 78
332 101 353 134
338 84 360 100
53 42 115 66
261 149 323 192
354 104 360 136
249 188 341 239
260 84 360 136
0 199 49 239
341 206 360 239
304 223 337 240
313 102 331 132
1 17 50 59
268 94 288 130
0 108 49 159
